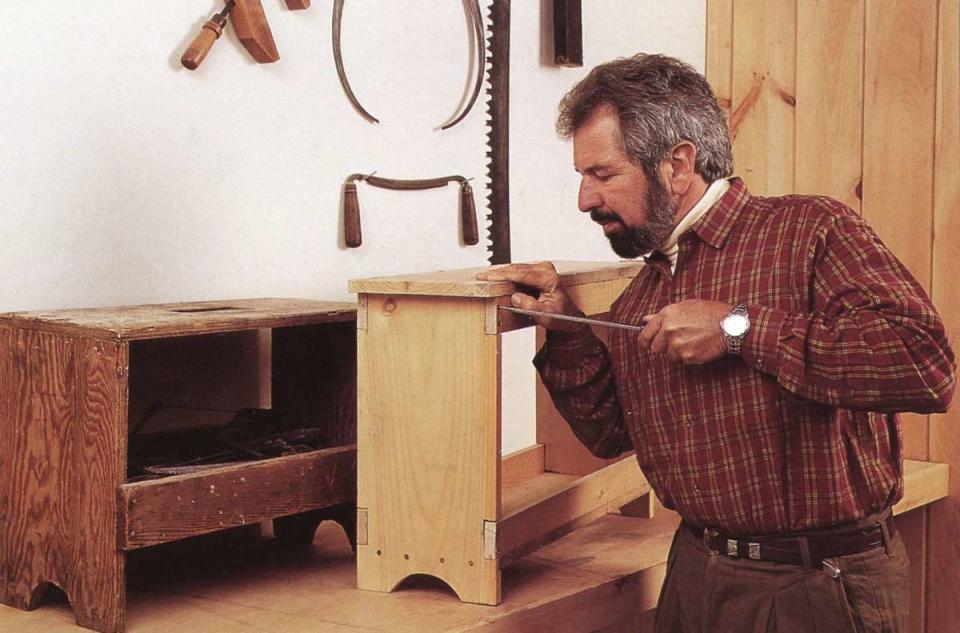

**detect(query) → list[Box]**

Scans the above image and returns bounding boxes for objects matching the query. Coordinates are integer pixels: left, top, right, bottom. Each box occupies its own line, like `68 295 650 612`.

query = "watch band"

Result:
722 303 750 356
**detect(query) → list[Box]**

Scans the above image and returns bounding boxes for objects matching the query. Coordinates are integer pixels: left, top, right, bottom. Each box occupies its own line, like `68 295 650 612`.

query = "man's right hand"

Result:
476 262 584 332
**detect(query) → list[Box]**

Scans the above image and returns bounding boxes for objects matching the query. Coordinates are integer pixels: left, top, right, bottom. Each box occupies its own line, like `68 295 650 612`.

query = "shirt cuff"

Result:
741 305 786 376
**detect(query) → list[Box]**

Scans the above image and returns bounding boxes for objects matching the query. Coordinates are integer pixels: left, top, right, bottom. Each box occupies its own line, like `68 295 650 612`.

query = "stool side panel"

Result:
0 327 127 633
357 295 500 604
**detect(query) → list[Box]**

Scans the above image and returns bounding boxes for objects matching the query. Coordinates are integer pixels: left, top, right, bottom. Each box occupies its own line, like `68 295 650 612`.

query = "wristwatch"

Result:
720 304 750 355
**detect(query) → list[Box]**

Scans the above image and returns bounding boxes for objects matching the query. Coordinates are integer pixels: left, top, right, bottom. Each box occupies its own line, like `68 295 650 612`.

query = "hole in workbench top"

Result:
169 306 240 313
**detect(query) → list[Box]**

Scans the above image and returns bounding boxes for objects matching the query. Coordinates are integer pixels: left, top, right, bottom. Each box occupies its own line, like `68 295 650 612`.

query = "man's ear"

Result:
659 141 698 196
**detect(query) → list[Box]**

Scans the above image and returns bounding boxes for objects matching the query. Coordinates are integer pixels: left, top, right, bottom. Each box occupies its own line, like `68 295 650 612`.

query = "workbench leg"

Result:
71 554 126 633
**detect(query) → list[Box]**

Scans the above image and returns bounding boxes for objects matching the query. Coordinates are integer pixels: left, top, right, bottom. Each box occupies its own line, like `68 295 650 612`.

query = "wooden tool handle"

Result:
343 183 362 247
181 20 224 70
460 182 479 245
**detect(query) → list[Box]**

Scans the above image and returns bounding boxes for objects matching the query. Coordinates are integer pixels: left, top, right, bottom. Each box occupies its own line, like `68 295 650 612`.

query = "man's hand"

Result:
640 300 732 364
476 262 583 331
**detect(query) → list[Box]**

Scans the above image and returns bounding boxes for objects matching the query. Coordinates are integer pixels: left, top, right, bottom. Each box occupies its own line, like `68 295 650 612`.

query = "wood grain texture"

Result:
0 298 356 341
0 328 127 633
705 0 732 116
497 456 650 567
120 445 356 549
795 0 864 208
230 0 279 63
927 0 960 629
356 295 502 604
348 261 642 297
729 0 796 196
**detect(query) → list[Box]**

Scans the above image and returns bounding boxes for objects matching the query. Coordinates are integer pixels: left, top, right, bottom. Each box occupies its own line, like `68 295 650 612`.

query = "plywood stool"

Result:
350 261 653 605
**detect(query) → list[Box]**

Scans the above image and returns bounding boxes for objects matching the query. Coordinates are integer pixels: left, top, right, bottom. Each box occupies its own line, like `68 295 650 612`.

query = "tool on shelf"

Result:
342 173 479 248
181 0 236 70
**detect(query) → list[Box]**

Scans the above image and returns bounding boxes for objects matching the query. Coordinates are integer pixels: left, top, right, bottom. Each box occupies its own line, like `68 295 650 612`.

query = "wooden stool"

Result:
350 261 654 605
0 299 357 632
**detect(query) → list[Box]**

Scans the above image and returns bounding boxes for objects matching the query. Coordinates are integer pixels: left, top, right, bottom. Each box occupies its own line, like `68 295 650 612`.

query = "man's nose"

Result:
578 179 600 212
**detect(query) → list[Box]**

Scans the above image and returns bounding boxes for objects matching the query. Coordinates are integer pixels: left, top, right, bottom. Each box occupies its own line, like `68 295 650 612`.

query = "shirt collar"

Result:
689 177 751 250
659 178 731 271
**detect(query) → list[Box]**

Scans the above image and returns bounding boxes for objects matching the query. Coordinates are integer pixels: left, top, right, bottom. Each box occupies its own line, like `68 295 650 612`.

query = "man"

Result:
477 54 955 632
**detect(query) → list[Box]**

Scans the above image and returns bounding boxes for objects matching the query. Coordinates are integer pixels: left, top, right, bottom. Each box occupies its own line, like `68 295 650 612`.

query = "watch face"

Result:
723 313 749 337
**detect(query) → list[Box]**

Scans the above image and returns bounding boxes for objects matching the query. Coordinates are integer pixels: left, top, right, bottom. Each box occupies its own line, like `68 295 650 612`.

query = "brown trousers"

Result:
654 520 910 633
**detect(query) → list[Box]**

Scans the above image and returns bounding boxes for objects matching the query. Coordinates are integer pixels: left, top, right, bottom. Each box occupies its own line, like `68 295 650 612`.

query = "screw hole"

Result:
404 554 410 560
440 557 445 564
468 560 474 566
376 550 382 556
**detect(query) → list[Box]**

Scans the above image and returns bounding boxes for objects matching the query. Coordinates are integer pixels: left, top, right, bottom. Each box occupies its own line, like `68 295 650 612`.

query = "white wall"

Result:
0 1 704 453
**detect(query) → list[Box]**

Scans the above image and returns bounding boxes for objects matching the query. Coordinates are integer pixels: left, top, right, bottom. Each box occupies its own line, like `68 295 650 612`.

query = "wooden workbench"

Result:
0 460 946 633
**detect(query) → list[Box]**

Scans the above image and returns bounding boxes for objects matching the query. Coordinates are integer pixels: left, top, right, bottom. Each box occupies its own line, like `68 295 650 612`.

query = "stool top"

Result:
348 260 642 298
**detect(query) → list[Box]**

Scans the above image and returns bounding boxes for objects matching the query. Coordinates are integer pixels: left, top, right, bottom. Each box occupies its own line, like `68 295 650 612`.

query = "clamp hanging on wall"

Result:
332 0 486 130
342 174 479 248
181 0 310 70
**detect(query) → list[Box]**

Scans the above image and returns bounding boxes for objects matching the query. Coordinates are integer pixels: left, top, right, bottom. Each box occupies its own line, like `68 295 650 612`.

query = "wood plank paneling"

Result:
927 0 960 630
729 0 796 196
795 0 863 209
705 0 733 117
709 1 956 631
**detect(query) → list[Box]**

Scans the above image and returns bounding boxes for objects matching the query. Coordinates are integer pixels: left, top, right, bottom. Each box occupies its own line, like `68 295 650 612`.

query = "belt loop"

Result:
798 535 813 568
879 519 893 556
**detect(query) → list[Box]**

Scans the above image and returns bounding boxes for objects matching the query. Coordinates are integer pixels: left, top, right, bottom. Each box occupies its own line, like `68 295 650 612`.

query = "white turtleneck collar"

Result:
658 177 731 273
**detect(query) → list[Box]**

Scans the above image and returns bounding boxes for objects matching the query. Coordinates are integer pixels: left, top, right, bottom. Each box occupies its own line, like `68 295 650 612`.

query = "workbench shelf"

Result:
0 298 357 633
350 261 653 606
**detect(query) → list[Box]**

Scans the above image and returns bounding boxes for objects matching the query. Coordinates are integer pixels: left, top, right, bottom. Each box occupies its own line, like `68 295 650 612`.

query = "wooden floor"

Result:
0 511 678 633
0 459 946 632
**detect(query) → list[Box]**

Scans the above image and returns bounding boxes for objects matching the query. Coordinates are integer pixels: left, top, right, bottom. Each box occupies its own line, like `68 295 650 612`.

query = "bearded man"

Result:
478 54 955 633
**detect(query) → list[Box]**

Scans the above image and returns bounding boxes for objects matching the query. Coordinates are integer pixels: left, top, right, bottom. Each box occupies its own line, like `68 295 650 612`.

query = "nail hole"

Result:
376 550 382 556
404 554 409 560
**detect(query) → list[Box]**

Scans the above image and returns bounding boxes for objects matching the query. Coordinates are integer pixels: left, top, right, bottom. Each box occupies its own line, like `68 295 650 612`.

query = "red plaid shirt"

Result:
536 178 955 534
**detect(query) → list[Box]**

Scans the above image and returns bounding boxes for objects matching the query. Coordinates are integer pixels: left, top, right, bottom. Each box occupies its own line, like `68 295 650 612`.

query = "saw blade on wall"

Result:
485 0 510 264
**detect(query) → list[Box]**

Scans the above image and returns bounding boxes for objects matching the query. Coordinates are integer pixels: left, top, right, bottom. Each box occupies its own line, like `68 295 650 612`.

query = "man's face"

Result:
573 105 677 258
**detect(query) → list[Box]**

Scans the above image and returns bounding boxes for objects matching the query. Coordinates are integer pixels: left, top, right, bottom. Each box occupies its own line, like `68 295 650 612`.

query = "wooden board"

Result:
497 456 650 567
795 0 863 209
927 0 960 629
357 295 501 604
0 298 356 341
704 0 732 117
0 328 127 633
729 0 796 196
120 445 356 549
348 261 642 298
230 0 279 63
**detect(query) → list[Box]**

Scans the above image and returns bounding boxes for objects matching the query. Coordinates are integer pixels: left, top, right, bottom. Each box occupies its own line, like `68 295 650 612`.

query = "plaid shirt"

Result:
535 178 955 534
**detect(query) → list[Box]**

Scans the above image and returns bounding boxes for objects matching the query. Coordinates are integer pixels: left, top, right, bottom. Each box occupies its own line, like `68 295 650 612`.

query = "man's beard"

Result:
590 178 677 259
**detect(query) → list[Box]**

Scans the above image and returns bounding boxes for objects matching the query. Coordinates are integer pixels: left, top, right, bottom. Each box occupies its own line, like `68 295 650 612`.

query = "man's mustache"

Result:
590 208 622 224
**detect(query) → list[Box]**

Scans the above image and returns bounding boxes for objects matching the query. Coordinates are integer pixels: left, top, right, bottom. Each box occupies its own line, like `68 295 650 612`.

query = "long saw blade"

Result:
485 0 511 264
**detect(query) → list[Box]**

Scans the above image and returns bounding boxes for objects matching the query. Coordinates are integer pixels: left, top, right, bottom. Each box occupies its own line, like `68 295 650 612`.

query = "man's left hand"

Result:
640 300 732 364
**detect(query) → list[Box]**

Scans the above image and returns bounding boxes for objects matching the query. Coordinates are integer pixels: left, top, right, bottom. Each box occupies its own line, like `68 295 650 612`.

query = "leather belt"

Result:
680 515 894 569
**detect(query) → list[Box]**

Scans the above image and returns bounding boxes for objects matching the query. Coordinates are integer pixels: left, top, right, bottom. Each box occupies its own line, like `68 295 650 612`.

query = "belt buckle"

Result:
703 528 720 554
726 539 738 557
